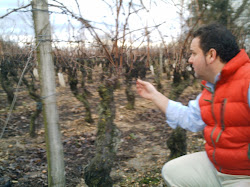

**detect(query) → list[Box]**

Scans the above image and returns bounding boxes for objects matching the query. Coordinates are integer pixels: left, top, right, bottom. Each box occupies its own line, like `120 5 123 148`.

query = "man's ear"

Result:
206 48 217 64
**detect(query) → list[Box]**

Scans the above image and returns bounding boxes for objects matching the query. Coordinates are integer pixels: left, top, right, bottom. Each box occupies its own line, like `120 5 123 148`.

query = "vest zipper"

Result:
216 98 227 143
210 92 218 165
248 144 250 160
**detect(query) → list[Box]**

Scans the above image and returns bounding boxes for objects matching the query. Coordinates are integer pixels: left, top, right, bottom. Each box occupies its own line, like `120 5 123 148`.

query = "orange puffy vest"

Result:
199 49 250 175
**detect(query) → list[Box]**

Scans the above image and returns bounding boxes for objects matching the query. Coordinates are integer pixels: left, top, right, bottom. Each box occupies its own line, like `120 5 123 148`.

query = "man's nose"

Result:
188 56 192 64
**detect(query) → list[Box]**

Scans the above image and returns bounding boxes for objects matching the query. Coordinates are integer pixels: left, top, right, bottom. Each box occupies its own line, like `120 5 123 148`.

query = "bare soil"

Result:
0 72 205 187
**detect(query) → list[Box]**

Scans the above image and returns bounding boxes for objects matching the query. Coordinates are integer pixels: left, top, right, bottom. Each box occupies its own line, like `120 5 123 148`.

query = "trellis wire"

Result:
0 41 41 139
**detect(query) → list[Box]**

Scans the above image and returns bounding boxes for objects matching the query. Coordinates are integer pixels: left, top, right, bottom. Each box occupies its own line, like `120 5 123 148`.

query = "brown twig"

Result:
0 3 31 19
50 0 115 66
119 0 133 73
177 9 205 71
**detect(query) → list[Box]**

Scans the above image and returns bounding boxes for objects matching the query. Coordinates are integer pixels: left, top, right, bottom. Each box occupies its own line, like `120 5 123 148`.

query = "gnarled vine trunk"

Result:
22 76 42 137
68 66 93 123
84 80 120 187
167 69 194 160
0 58 15 105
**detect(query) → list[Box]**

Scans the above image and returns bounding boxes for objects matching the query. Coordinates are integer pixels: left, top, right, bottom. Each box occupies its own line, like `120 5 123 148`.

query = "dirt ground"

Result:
0 72 205 187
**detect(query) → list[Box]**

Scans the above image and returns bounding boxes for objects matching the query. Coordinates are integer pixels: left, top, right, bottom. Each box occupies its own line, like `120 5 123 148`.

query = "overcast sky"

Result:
0 0 183 46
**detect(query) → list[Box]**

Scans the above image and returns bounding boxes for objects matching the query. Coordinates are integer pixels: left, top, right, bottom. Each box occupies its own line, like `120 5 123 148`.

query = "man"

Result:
136 24 250 186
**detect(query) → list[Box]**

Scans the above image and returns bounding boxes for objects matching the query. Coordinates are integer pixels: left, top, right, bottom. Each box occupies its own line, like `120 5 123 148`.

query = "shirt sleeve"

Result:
166 94 206 132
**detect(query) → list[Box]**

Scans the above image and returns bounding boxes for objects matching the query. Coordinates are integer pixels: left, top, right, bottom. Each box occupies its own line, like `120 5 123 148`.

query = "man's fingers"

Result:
137 79 147 86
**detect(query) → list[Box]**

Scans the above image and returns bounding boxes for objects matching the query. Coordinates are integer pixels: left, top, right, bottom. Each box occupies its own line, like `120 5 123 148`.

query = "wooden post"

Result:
31 0 65 186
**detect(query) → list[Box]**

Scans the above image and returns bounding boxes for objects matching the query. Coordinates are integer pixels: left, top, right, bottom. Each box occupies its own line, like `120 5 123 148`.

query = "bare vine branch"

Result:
0 3 31 19
50 0 115 66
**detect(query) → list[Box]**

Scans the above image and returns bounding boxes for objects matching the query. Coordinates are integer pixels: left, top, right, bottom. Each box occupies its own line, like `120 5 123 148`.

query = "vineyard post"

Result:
31 0 65 186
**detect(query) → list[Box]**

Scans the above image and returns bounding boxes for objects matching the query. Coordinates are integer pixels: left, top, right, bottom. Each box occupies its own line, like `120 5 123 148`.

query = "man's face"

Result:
188 37 208 80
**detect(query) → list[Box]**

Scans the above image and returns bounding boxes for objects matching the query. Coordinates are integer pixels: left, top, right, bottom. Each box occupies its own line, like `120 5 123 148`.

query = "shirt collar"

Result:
206 73 221 92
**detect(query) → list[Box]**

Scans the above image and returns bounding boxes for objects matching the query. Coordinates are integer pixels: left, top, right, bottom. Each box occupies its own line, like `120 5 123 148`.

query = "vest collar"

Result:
201 50 249 86
220 49 249 82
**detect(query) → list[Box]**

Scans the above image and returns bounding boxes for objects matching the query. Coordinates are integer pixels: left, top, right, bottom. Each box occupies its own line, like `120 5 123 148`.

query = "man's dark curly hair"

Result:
193 23 240 63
